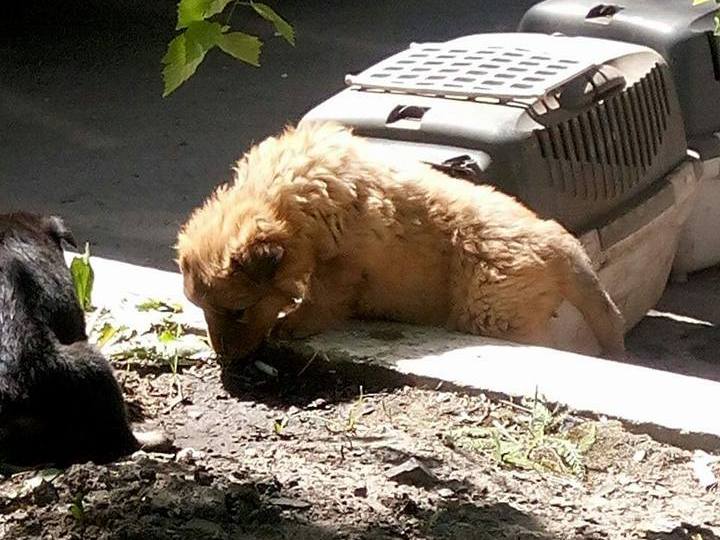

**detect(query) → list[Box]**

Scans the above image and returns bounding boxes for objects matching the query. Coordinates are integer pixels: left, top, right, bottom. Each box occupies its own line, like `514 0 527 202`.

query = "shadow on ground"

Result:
407 501 553 540
626 266 720 381
2 457 556 540
643 524 720 540
220 343 443 408
2 458 335 540
627 315 720 381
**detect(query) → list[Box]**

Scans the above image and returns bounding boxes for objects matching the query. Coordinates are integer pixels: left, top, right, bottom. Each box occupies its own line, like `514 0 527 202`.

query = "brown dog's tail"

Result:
557 242 626 358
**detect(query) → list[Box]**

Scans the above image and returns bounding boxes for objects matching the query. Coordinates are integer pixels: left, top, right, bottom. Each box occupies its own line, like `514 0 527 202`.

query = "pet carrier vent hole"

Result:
706 32 720 82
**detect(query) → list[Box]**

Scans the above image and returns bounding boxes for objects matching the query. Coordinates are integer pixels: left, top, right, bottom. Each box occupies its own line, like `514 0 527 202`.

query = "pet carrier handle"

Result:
557 65 625 111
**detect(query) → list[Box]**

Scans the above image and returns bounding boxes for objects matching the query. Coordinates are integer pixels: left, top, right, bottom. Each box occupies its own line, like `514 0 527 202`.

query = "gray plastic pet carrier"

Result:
519 0 720 158
302 33 688 236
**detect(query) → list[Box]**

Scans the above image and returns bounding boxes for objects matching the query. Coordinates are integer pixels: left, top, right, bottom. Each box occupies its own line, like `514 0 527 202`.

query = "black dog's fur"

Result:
0 213 139 467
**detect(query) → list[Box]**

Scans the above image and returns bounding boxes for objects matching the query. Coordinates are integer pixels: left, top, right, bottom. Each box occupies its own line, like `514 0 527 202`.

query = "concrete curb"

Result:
67 252 720 451
273 322 720 451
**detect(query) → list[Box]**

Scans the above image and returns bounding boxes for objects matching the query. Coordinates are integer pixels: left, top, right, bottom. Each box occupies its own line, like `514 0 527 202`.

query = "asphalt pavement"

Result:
1 0 536 269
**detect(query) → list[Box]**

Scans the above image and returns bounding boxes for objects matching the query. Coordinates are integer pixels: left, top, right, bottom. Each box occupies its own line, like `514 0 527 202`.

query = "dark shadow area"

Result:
1 454 557 539
1 458 338 540
220 343 439 408
420 501 553 540
1 0 536 269
358 500 556 540
626 314 720 381
626 265 720 381
643 524 720 540
653 266 720 325
219 341 496 410
124 396 148 424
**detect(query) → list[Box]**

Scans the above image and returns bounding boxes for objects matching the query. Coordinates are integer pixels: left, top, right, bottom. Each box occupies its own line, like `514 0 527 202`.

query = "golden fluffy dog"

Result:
177 122 625 361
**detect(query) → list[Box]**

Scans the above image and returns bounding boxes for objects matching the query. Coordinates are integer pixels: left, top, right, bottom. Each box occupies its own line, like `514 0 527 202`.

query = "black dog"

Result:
0 213 140 467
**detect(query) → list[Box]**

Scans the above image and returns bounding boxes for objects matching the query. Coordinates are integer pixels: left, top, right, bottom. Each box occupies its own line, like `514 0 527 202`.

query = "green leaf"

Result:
273 417 288 435
205 0 236 19
70 243 94 312
250 2 295 45
136 299 184 313
177 0 208 28
162 20 225 96
162 34 200 97
177 0 235 29
158 329 178 344
95 322 123 349
217 32 262 65
69 494 85 523
693 0 713 5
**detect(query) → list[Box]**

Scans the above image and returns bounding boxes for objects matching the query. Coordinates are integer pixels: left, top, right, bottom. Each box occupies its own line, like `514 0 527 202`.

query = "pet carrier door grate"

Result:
345 42 589 100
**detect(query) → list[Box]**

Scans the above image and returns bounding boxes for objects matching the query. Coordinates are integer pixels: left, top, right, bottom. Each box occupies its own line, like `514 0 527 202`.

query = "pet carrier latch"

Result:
585 4 623 23
427 155 485 183
386 105 429 128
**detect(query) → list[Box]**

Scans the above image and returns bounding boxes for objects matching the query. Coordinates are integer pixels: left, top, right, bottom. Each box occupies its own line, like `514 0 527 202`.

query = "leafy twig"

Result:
163 0 294 96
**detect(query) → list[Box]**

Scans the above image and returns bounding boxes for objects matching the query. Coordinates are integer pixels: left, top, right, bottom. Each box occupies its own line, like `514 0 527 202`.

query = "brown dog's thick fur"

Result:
177 122 625 361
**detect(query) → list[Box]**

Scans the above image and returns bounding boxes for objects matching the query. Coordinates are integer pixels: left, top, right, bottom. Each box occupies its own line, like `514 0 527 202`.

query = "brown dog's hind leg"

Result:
554 242 626 358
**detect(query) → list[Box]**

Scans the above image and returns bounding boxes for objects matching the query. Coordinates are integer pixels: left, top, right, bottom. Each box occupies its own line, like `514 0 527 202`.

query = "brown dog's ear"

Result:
44 215 78 249
232 241 284 284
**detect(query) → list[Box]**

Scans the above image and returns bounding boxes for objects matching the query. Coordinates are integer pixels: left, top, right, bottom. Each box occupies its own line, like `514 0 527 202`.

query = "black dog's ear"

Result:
44 215 77 249
231 241 284 284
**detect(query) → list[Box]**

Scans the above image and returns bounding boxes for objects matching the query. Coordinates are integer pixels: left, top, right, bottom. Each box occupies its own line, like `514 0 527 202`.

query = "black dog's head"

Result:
0 212 86 344
0 213 77 250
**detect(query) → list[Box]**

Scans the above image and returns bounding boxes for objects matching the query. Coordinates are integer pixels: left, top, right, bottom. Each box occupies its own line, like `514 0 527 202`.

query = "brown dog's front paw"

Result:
134 429 175 454
270 321 294 340
272 316 323 341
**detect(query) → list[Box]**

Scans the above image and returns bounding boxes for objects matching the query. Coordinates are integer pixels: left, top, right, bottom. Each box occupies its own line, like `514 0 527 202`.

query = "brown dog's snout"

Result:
203 309 265 362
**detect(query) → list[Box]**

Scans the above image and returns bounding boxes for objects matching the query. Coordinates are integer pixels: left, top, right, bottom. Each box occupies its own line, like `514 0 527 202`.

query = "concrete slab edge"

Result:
65 251 720 452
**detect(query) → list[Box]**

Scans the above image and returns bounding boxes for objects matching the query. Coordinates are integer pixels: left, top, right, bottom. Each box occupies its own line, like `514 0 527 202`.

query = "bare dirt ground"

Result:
1 337 719 540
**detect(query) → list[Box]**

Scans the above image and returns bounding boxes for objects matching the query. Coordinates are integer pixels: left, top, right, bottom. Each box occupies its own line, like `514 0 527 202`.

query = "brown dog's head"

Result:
177 123 356 362
177 188 301 362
